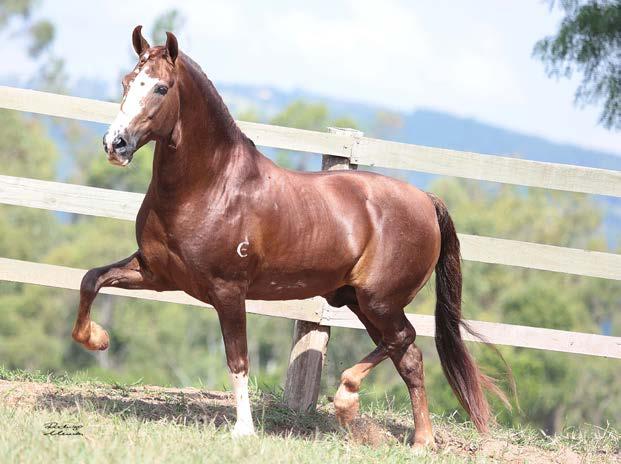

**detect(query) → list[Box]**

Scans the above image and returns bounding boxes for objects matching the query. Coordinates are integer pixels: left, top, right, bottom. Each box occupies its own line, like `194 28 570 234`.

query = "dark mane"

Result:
179 51 254 147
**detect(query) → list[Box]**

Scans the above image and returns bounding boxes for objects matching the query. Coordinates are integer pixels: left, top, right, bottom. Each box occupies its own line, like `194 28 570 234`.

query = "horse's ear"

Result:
165 32 178 64
132 25 150 56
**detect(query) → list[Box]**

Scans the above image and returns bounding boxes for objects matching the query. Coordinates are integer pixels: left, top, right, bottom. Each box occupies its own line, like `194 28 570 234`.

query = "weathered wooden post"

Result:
283 127 363 412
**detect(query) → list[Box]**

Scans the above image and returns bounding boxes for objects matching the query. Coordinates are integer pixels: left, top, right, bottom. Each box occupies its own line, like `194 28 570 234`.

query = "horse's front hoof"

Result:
82 321 110 351
334 384 360 426
231 421 256 438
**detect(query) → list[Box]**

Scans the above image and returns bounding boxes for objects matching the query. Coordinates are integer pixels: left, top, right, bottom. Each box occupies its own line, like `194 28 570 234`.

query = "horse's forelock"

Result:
125 46 174 86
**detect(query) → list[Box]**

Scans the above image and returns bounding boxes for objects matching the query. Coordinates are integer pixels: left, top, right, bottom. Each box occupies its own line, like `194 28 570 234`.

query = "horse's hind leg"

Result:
344 291 434 448
72 252 165 351
328 287 388 426
388 332 434 447
334 344 388 426
324 285 382 345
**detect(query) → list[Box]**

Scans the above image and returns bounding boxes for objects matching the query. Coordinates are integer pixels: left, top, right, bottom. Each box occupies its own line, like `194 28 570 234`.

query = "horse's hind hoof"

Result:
334 385 360 426
83 321 110 351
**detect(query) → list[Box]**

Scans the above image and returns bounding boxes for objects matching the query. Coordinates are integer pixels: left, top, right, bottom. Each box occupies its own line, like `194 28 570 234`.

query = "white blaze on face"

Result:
105 66 159 147
230 371 255 437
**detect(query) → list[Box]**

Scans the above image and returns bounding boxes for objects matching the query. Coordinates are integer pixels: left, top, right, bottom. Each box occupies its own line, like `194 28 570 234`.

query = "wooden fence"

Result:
0 85 620 411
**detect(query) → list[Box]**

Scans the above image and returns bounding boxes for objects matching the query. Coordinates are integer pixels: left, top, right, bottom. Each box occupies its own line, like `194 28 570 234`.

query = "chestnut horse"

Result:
72 26 507 447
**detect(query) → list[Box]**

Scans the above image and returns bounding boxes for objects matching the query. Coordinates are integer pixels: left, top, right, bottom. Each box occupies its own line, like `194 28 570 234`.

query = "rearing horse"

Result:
72 26 507 448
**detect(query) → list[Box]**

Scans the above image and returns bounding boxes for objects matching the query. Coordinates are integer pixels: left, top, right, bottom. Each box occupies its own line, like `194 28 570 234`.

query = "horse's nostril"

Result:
112 136 127 150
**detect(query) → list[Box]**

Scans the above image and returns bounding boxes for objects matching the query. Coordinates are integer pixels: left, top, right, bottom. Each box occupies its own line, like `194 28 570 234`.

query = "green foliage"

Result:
75 142 154 192
26 18 53 57
151 8 186 45
0 0 67 91
269 100 359 133
0 109 57 178
0 109 61 260
0 0 54 58
236 107 261 123
267 100 359 170
270 100 330 131
534 0 621 129
0 0 34 26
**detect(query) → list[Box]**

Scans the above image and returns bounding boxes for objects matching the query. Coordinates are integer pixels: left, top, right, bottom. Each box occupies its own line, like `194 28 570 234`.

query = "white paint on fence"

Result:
0 174 618 281
1 85 620 197
0 86 353 158
0 257 323 322
354 137 621 197
0 256 618 359
321 306 621 359
0 174 142 220
457 234 621 281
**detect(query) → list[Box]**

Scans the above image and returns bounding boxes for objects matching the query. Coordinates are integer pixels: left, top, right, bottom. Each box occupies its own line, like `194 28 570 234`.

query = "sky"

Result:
2 0 620 156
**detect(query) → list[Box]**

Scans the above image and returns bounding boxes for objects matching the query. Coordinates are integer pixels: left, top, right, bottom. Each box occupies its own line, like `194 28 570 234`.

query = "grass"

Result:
0 368 619 463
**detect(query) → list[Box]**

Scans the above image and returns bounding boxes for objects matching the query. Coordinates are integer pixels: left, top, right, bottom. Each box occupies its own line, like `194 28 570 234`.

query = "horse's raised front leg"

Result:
211 286 255 438
72 252 163 351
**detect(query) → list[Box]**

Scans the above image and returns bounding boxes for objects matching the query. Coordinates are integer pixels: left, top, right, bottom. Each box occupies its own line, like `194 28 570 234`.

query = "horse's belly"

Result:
247 268 345 300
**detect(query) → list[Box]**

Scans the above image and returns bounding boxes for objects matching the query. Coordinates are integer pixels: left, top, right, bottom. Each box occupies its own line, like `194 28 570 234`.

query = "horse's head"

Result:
103 26 180 166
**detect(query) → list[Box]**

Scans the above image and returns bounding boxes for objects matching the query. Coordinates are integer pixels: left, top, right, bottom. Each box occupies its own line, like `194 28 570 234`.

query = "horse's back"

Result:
295 169 439 239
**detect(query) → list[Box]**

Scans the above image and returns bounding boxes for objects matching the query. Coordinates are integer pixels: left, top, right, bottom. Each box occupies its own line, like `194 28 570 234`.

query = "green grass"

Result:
0 368 618 463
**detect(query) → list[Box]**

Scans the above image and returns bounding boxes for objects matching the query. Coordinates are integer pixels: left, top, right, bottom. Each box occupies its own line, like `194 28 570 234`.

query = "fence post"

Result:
283 127 363 412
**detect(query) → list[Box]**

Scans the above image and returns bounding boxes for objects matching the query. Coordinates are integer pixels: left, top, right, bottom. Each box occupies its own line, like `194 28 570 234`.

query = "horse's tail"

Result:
428 193 511 432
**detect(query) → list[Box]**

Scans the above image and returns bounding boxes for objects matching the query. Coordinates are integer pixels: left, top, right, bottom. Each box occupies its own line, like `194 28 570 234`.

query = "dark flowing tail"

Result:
428 193 511 432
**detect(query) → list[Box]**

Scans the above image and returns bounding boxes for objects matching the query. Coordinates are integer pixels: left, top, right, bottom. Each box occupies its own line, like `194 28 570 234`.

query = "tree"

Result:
0 0 67 91
0 109 65 371
534 0 621 129
0 0 54 58
268 100 359 170
151 8 185 45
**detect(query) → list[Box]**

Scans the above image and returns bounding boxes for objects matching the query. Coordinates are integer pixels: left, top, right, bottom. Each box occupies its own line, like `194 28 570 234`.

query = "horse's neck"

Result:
150 59 257 196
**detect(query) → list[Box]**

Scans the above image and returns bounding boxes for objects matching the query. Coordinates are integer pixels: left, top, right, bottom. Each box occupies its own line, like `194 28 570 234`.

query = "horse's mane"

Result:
179 51 254 147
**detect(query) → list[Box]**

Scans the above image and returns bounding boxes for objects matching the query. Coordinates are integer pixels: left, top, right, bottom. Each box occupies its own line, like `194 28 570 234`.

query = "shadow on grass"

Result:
28 385 413 443
27 386 402 440
36 389 233 426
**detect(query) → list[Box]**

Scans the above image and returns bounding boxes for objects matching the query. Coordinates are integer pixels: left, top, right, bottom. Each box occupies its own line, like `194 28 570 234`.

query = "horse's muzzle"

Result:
103 132 135 166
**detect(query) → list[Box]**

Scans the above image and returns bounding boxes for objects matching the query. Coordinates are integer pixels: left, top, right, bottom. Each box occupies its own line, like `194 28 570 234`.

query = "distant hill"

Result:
220 83 621 169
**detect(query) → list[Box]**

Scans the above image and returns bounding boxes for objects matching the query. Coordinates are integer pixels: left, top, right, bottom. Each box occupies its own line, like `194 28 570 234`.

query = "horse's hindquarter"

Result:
345 172 441 300
247 169 441 301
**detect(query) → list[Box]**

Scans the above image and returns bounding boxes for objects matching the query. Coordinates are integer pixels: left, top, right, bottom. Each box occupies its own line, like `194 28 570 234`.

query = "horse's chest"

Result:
135 201 250 290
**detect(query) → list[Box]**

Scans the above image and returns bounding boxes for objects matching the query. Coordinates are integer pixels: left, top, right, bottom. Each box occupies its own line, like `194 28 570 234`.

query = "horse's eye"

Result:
154 85 168 95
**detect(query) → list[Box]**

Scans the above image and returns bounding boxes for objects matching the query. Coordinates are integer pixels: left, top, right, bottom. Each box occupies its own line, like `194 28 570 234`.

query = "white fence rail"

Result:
0 174 619 280
1 257 619 359
0 85 620 362
1 86 620 197
0 257 322 322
